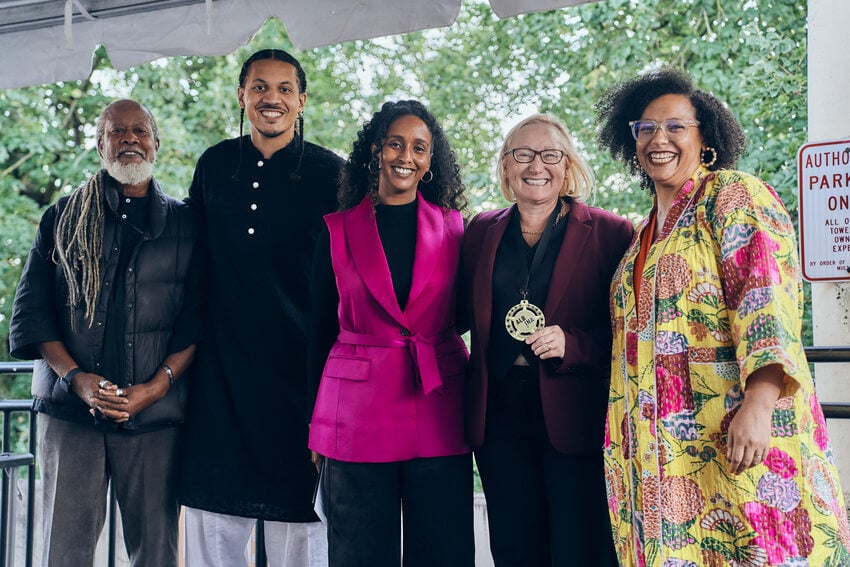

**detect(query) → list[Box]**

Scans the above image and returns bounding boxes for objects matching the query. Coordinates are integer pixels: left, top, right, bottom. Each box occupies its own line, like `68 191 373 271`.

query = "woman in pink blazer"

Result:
308 100 472 566
462 114 634 566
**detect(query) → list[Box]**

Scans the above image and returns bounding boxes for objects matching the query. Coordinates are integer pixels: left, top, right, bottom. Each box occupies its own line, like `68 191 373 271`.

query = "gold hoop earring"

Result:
420 170 433 183
701 147 718 168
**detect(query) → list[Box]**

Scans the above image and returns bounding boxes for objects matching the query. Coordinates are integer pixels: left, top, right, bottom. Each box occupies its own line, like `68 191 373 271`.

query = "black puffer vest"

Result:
29 173 198 431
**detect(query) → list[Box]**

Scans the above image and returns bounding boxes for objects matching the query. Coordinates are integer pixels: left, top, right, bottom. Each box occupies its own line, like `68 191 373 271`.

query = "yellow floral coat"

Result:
605 167 850 567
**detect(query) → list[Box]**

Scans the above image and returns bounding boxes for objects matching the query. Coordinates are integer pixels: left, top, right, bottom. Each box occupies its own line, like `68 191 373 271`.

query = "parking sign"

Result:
797 138 850 281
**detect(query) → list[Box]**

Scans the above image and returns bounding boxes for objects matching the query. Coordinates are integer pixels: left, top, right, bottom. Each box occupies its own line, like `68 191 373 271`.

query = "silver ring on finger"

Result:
98 379 108 388
116 388 124 396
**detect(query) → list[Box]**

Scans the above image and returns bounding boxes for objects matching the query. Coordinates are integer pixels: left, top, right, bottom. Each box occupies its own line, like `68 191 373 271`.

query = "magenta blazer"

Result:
309 194 469 463
462 200 634 454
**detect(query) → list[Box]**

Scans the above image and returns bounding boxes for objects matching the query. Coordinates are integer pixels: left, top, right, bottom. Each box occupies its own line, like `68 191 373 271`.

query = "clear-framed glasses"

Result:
504 147 567 165
628 119 700 142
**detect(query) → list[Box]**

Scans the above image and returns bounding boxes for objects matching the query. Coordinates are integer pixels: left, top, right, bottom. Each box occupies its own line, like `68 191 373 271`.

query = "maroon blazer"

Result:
462 200 634 454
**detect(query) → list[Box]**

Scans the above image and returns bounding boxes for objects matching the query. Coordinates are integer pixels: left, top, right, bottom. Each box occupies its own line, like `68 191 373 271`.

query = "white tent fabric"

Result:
0 0 594 90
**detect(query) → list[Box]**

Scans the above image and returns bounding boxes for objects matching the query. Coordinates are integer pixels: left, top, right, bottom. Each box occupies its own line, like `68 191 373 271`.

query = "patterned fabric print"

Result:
657 254 692 299
605 168 850 567
739 502 813 564
638 270 656 330
771 404 798 439
808 391 830 453
739 287 773 317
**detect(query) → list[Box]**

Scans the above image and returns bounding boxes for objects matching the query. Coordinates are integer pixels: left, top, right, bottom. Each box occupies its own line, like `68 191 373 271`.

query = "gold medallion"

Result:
505 299 545 341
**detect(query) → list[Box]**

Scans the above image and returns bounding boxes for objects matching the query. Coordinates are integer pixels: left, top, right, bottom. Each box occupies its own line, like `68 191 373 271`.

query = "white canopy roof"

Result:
0 0 594 90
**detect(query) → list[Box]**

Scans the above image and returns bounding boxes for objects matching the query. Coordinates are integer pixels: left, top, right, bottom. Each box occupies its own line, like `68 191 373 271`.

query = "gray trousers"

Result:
37 414 181 567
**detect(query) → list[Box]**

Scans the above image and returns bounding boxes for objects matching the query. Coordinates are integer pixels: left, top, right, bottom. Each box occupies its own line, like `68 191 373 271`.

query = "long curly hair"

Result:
338 100 467 212
595 67 745 190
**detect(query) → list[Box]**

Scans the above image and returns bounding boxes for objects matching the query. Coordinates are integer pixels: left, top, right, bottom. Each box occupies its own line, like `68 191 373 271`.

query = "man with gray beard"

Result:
9 99 202 567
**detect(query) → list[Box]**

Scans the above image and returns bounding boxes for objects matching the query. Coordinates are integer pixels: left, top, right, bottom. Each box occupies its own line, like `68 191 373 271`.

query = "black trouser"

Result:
322 453 474 567
475 365 617 567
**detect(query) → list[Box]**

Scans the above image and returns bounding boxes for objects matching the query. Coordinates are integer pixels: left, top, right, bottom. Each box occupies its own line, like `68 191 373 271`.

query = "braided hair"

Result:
53 171 107 331
339 100 467 213
234 49 307 181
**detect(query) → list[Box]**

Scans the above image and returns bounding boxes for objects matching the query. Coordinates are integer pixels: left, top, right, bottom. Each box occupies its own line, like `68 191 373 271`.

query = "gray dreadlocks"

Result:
53 100 157 330
53 170 107 331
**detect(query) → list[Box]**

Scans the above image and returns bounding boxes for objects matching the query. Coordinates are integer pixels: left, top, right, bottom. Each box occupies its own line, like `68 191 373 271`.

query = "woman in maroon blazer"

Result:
308 100 473 566
462 114 634 566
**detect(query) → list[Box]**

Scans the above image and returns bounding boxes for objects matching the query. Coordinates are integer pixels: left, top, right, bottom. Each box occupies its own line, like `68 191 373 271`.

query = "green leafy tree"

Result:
1 0 809 403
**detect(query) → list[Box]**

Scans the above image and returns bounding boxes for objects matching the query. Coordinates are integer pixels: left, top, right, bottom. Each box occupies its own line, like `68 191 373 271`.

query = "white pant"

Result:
182 507 327 567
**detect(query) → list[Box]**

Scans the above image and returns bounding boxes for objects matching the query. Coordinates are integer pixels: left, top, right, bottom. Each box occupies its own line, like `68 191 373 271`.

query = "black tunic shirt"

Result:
179 136 344 521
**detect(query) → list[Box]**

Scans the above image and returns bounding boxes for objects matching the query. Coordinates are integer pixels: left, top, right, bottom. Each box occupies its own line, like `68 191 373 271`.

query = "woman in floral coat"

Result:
596 67 850 567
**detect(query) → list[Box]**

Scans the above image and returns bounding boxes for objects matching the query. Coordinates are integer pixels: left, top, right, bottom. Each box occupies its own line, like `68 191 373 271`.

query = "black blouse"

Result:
488 200 569 380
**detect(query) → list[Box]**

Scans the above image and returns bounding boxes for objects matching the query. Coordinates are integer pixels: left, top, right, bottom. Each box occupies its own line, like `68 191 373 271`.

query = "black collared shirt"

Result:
102 189 149 387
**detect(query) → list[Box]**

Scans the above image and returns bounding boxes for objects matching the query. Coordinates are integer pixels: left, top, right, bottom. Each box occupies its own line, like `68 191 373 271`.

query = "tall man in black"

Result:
178 49 343 565
10 99 201 566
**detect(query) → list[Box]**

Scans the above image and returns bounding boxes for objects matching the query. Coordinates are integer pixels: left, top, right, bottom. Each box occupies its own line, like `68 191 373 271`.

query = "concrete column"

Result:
808 0 850 495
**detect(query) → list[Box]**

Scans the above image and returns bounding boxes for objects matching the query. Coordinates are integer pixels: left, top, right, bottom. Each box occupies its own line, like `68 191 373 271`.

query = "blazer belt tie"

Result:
336 329 449 395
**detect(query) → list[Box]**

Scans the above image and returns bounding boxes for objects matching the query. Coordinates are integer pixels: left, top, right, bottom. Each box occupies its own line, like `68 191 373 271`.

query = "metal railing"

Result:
1 399 36 567
0 360 270 567
4 347 850 565
799 346 850 419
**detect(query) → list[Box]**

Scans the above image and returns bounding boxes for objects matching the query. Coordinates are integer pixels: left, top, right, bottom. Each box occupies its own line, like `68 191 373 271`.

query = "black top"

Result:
489 201 568 380
103 193 149 387
178 136 344 521
9 173 202 430
308 199 418 412
376 200 418 310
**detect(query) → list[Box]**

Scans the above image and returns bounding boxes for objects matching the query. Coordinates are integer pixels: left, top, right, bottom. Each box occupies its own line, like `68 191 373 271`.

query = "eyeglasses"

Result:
504 147 567 165
628 119 700 142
